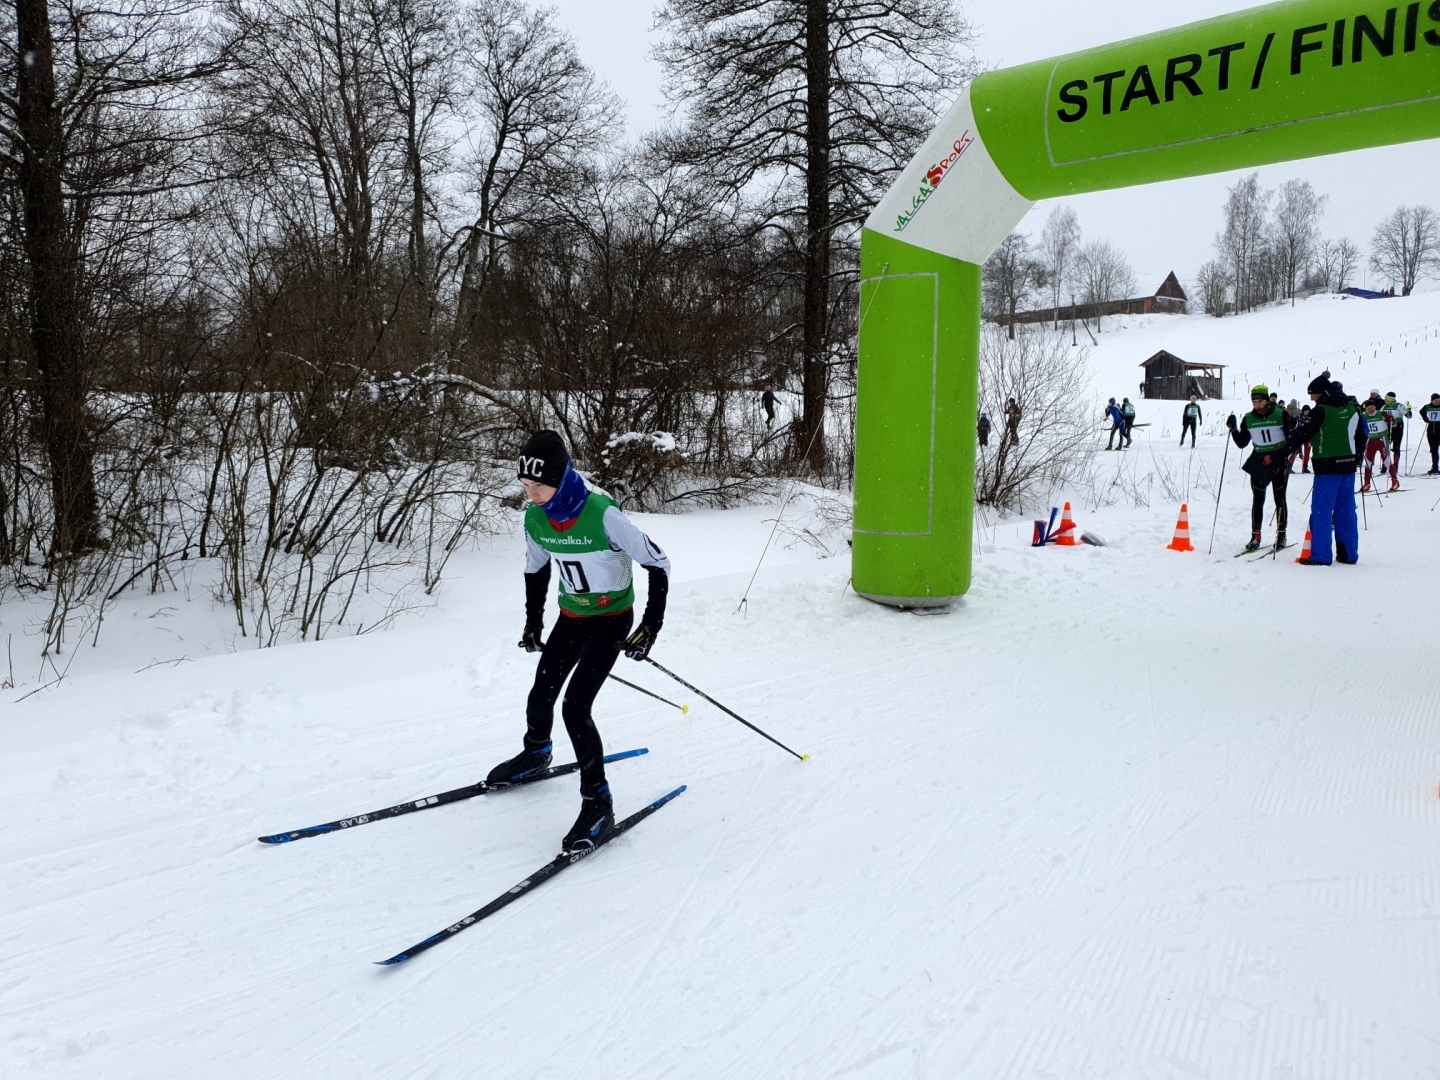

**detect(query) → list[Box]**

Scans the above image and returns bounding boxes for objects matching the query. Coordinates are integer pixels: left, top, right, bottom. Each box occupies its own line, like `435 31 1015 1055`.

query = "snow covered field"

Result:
4 292 1440 1079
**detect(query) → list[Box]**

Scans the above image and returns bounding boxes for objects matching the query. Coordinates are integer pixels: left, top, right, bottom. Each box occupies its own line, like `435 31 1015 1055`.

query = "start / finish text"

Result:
1054 2 1440 125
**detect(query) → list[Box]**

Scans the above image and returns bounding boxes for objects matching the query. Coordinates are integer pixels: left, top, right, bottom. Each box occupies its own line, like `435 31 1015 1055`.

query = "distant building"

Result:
1011 272 1188 325
1140 350 1225 400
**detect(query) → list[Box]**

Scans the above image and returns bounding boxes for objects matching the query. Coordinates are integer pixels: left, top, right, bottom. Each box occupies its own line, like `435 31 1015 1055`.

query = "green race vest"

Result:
1313 402 1360 461
1244 406 1287 451
1362 413 1388 439
525 492 636 616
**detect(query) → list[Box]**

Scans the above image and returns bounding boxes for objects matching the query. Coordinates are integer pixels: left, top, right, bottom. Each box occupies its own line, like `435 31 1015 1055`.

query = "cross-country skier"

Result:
1423 393 1440 475
1296 405 1313 472
1121 397 1136 444
1105 398 1127 449
1288 372 1365 565
1359 399 1391 493
1226 384 1295 552
488 430 672 853
1180 395 1202 447
1382 392 1410 480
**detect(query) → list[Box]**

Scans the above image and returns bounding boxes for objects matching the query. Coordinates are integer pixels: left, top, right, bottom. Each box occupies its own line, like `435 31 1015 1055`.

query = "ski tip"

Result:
257 834 291 844
375 954 409 966
605 747 649 762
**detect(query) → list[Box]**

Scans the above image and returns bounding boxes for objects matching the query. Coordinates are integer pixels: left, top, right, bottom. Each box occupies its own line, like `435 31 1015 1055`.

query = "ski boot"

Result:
1389 476 1401 492
486 741 553 787
1360 470 1372 493
562 784 614 854
1244 531 1262 552
1274 529 1287 552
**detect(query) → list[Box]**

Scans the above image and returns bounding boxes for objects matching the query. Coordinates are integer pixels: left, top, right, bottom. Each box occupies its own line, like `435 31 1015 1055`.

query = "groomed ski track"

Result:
6 296 1440 1078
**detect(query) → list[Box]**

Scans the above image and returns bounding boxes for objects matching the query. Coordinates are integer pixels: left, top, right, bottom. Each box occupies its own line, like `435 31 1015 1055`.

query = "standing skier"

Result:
1180 395 1202 447
1359 399 1391 493
1105 398 1127 450
1226 384 1294 552
489 430 672 853
1288 372 1364 565
1423 393 1440 475
1121 397 1136 445
1382 392 1409 481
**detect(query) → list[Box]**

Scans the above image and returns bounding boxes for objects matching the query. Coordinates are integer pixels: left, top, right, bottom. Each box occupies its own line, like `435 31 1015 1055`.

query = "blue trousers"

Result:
1308 471 1359 564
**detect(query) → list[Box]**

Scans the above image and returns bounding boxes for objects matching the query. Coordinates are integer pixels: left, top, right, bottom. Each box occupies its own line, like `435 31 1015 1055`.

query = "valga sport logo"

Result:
894 131 974 233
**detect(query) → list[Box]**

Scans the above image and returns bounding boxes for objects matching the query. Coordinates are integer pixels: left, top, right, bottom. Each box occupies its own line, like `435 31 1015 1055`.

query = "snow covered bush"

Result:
598 431 686 512
976 325 1094 513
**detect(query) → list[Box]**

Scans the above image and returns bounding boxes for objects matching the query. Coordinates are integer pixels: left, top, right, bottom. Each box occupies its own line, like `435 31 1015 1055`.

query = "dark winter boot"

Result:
485 741 552 786
1274 529 1287 552
1244 531 1262 552
562 784 614 853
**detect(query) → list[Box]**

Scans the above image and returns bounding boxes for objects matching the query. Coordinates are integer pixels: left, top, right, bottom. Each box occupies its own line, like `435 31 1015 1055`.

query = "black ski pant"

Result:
1250 468 1289 533
1429 427 1440 470
1181 418 1197 447
525 609 633 794
1107 421 1125 448
1389 422 1403 461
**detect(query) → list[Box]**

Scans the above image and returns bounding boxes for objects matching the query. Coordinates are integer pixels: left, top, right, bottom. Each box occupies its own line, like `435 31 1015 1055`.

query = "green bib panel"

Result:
1245 408 1287 452
525 493 636 616
1314 402 1359 461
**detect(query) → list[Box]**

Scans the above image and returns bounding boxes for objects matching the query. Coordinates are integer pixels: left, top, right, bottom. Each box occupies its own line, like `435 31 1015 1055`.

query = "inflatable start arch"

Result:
853 0 1440 607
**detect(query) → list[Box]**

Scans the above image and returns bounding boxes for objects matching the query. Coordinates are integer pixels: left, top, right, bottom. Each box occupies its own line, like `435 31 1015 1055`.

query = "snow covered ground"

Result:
4 293 1440 1080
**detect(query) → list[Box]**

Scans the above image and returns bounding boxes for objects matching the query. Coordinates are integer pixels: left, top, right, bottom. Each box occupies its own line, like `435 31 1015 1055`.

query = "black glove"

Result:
519 623 543 653
1226 413 1237 430
623 623 659 661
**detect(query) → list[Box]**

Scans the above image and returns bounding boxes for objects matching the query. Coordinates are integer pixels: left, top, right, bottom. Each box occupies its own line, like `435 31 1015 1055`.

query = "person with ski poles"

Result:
1226 384 1295 552
1382 392 1410 481
1180 395 1202 447
1121 397 1136 444
1104 398 1127 449
1423 393 1440 475
1359 399 1391 493
1294 405 1313 472
1287 372 1365 565
489 430 672 853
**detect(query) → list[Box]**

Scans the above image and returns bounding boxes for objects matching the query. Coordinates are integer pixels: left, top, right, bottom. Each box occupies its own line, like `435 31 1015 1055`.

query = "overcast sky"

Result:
546 0 1440 293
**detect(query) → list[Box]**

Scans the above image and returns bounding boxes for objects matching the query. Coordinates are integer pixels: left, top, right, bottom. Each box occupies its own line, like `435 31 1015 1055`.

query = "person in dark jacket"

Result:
977 411 991 447
1226 383 1295 551
1004 398 1022 446
1422 393 1440 474
1180 395 1202 447
1104 398 1127 449
1287 372 1365 565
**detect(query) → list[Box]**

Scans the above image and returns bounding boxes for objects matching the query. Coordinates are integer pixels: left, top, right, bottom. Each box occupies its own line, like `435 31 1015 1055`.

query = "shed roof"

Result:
1139 349 1226 369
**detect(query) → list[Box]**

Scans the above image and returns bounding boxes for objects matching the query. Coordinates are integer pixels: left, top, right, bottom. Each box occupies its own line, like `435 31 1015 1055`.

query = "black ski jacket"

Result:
1287 390 1366 474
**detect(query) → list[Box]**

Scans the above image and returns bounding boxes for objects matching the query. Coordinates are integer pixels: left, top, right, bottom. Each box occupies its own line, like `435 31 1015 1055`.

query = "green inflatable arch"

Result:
853 0 1440 607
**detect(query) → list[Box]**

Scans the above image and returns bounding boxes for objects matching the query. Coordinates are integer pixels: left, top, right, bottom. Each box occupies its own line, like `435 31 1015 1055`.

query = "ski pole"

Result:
608 672 689 714
642 656 809 762
1207 428 1231 555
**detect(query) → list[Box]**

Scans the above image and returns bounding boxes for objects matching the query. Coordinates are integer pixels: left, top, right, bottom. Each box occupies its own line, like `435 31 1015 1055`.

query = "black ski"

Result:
258 748 648 844
375 785 687 966
1249 543 1294 561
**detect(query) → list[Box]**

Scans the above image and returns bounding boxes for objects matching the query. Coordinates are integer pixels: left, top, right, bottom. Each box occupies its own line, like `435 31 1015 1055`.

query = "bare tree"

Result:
450 0 619 355
975 325 1092 512
1271 178 1325 302
1074 239 1136 332
982 231 1042 340
1317 237 1361 292
1370 205 1439 296
655 0 977 472
1038 205 1080 329
1216 172 1269 314
1195 259 1230 317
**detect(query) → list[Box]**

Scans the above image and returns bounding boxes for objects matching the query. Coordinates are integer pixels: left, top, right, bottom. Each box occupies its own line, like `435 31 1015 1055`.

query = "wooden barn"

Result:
1140 350 1225 400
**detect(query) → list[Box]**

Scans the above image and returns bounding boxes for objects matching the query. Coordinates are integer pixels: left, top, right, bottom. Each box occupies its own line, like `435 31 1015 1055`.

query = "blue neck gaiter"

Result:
542 464 589 524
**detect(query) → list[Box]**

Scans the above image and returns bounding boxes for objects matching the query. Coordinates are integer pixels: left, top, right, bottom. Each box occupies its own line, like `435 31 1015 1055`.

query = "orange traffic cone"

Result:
1166 504 1195 551
1293 529 1313 563
1052 502 1079 546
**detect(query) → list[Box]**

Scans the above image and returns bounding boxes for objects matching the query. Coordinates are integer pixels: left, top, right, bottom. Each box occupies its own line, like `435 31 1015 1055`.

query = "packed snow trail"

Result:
6 292 1440 1078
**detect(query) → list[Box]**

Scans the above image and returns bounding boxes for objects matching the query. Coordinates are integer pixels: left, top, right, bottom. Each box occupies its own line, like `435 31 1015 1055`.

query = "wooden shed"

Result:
1140 350 1225 400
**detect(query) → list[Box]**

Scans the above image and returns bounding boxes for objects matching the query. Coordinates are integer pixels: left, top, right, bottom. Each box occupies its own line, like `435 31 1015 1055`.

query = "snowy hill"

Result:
5 295 1440 1079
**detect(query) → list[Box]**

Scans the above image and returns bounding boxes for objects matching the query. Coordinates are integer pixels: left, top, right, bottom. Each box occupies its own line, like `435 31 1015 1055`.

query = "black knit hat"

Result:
1307 371 1332 394
517 430 569 487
